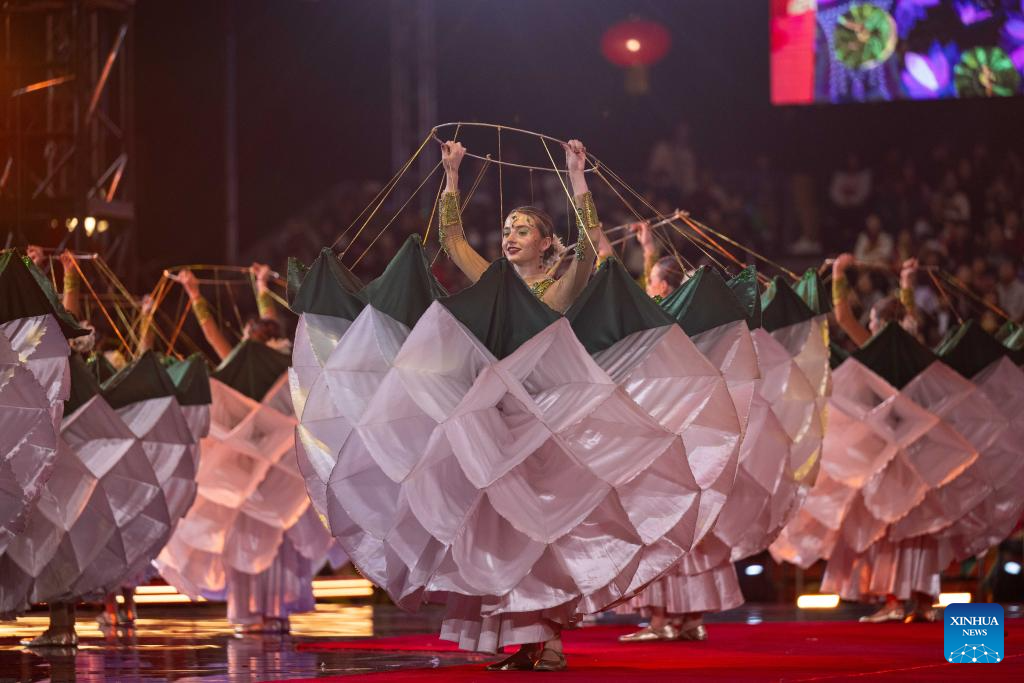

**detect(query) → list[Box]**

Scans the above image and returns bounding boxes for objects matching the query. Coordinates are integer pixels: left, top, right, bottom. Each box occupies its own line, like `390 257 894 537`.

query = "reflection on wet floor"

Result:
0 602 483 682
0 602 1019 681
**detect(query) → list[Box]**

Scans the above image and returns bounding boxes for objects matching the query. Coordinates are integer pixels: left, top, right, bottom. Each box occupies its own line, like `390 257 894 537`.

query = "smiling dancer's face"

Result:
502 211 551 266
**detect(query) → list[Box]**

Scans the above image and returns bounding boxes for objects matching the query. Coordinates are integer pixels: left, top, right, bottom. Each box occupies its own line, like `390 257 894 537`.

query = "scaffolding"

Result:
0 0 135 275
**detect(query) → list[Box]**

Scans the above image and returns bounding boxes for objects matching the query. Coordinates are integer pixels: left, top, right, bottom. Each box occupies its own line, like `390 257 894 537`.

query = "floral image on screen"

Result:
771 0 1024 104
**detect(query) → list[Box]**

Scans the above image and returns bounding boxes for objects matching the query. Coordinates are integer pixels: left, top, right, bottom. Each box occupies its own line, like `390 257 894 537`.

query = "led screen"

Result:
771 0 1024 104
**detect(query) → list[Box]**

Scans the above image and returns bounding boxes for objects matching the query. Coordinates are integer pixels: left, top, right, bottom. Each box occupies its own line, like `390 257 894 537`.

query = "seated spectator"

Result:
853 214 894 266
996 261 1024 322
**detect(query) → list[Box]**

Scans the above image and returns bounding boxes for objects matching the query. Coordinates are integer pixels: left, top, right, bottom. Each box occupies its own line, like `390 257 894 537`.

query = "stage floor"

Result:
0 602 1020 681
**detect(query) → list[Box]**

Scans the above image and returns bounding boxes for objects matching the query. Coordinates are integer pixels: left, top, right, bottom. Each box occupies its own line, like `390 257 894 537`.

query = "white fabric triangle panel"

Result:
158 370 335 607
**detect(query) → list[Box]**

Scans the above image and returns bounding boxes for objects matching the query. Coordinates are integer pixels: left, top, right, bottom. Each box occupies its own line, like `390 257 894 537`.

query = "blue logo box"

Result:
944 603 1004 664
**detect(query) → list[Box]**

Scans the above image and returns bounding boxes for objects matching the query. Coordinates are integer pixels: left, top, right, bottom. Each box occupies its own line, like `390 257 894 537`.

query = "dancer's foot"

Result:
485 645 537 671
23 627 78 649
533 647 568 672
904 607 937 623
618 623 680 642
676 623 708 641
859 603 905 623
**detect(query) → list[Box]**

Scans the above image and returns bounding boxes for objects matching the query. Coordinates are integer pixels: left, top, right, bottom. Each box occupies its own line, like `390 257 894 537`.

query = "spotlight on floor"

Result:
797 593 839 609
744 564 764 577
936 593 971 607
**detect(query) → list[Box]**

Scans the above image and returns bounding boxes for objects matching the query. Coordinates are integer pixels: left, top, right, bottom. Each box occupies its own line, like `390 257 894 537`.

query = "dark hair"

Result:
871 296 906 324
246 316 283 343
653 256 687 293
505 206 557 262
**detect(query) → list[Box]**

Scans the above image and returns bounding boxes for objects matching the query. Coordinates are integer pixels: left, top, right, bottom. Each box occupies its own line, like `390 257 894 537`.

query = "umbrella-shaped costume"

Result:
0 251 83 558
157 340 336 627
770 323 992 604
618 269 829 623
289 238 745 653
0 351 208 627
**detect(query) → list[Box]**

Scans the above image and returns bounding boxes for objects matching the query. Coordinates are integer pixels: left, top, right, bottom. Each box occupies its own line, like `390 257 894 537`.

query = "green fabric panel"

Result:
441 259 559 359
88 354 118 384
363 235 448 329
65 353 101 416
829 341 851 370
565 258 674 354
0 250 87 338
212 339 290 401
166 353 213 406
793 268 833 315
935 320 1012 378
851 322 936 389
761 276 816 332
287 257 310 307
101 350 179 410
998 321 1024 352
660 266 748 337
726 266 762 329
289 248 366 319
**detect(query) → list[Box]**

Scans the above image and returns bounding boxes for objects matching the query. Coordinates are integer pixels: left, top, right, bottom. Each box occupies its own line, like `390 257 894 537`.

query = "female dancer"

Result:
437 138 600 670
438 139 601 313
159 264 329 633
827 252 938 623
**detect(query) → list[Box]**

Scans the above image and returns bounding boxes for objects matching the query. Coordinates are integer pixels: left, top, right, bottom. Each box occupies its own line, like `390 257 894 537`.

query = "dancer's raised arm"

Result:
541 139 603 312
179 269 233 361
832 253 871 346
438 141 490 283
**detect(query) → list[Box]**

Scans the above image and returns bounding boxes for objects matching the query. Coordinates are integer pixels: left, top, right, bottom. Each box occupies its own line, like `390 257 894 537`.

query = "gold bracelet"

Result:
191 297 213 326
256 290 275 319
832 275 850 306
575 191 599 231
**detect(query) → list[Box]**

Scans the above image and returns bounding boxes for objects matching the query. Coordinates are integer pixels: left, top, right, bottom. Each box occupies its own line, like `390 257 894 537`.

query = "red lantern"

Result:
601 19 671 68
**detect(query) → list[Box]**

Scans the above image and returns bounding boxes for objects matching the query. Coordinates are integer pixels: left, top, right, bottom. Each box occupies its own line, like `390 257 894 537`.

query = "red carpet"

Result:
283 621 1023 682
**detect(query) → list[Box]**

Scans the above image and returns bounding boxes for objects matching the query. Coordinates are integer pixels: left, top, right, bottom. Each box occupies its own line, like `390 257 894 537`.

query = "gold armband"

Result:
898 287 915 311
438 191 463 254
832 275 851 306
191 296 214 326
574 191 600 231
256 290 275 319
63 269 80 294
439 191 461 230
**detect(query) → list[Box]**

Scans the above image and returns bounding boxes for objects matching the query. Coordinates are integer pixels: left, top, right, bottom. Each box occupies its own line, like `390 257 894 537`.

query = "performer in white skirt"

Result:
156 264 334 634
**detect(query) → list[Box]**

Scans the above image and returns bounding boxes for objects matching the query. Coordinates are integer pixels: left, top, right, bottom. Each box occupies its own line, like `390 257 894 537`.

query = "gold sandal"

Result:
533 647 568 672
485 646 537 671
618 624 680 642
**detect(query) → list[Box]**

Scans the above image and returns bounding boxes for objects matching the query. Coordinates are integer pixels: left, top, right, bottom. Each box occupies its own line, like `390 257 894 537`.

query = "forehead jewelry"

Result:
507 212 537 230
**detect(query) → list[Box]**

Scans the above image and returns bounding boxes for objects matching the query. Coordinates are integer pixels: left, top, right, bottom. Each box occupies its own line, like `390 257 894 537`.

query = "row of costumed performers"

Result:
287 137 1024 672
0 250 341 646
1 133 1021 667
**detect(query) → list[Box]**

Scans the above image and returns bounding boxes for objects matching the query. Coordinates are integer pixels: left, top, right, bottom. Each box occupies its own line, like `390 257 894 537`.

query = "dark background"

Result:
133 0 1024 269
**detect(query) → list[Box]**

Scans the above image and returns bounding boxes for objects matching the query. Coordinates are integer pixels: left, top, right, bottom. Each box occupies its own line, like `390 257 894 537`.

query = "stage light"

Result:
1005 561 1022 576
311 579 375 599
112 579 375 605
84 216 96 236
625 38 641 53
66 217 78 231
97 219 110 233
744 564 764 577
797 593 839 609
936 592 972 607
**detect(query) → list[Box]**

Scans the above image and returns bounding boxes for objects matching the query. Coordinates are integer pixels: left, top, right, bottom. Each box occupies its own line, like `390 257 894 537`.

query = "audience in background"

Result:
250 123 1024 354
